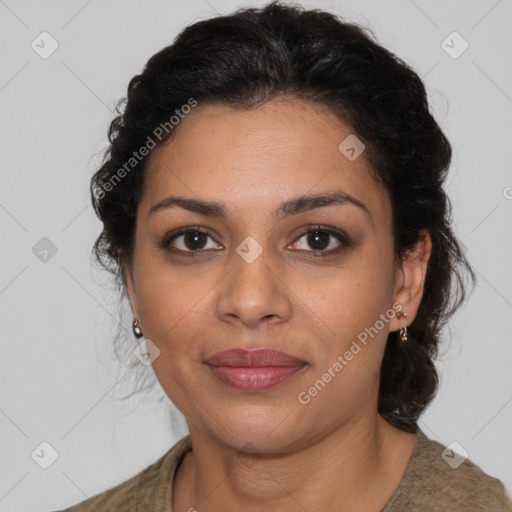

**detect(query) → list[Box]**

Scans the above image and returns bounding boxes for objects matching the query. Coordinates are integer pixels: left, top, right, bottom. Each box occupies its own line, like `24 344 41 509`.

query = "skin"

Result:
123 98 432 512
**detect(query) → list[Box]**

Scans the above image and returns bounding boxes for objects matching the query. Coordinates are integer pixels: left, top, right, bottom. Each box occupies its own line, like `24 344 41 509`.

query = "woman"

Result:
59 1 511 510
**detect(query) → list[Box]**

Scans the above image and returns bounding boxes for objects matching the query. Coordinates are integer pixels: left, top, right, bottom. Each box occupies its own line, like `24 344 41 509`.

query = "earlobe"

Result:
391 229 432 332
123 260 145 338
122 261 139 318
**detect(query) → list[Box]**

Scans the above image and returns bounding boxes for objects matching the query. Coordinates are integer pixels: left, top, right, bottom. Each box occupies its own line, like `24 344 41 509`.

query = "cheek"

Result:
132 244 210 338
301 250 393 329
134 264 222 382
137 280 207 349
136 274 210 413
299 252 394 387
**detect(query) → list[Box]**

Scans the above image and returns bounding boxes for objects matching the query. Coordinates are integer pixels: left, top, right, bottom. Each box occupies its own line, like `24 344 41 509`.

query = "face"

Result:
124 98 429 452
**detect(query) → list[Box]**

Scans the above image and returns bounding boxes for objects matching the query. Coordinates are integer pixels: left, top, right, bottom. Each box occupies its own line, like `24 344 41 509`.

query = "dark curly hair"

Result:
90 0 475 432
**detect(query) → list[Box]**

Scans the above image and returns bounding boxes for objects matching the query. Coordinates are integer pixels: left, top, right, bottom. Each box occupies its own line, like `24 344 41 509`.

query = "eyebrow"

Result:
148 190 370 220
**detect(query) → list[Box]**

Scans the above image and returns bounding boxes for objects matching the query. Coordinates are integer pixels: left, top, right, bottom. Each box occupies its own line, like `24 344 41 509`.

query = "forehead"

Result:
141 99 390 223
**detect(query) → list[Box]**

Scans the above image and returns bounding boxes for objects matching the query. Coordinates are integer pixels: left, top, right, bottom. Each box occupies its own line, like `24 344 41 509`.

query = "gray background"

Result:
1 0 511 510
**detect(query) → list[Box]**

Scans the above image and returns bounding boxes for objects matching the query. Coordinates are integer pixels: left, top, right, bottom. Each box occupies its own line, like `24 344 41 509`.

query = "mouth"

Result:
204 348 307 392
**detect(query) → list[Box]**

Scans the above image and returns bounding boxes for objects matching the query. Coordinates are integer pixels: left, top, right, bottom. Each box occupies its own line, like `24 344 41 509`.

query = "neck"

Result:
173 414 416 512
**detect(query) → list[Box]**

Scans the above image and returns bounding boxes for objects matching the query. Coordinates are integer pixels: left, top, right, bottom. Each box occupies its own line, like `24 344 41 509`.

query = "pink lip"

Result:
205 348 307 391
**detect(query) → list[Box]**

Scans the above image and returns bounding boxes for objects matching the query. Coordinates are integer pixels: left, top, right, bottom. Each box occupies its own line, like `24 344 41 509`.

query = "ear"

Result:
123 259 140 321
390 228 432 332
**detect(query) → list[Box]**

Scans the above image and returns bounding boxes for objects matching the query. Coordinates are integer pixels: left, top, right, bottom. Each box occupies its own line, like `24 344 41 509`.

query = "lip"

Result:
205 348 306 367
205 348 307 391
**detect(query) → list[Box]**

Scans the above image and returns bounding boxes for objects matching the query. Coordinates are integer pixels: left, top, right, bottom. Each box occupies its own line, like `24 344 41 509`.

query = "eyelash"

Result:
160 225 351 257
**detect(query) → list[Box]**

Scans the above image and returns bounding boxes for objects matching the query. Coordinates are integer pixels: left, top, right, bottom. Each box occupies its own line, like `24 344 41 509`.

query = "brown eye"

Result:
306 230 330 250
164 229 222 253
290 226 350 255
161 225 350 257
182 231 209 250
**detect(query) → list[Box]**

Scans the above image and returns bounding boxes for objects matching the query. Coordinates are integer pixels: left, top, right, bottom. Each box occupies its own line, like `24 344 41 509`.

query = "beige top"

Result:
58 428 512 511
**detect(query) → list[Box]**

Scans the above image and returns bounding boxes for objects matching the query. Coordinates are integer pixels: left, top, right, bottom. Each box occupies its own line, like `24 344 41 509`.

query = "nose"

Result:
216 243 292 330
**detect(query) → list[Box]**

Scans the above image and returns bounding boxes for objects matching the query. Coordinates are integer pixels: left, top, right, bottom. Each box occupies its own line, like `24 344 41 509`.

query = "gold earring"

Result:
132 319 144 338
397 311 408 344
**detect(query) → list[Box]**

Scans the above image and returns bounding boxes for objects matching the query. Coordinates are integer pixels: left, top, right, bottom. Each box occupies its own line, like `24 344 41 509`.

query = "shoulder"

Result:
54 435 192 512
384 428 512 512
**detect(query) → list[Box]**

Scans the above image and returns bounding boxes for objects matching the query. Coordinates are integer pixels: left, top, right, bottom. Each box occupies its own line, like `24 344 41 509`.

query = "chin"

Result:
207 404 310 453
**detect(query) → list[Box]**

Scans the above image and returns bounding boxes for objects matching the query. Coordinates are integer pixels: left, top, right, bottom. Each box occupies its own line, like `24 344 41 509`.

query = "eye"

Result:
162 225 350 256
164 228 222 253
289 226 350 255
